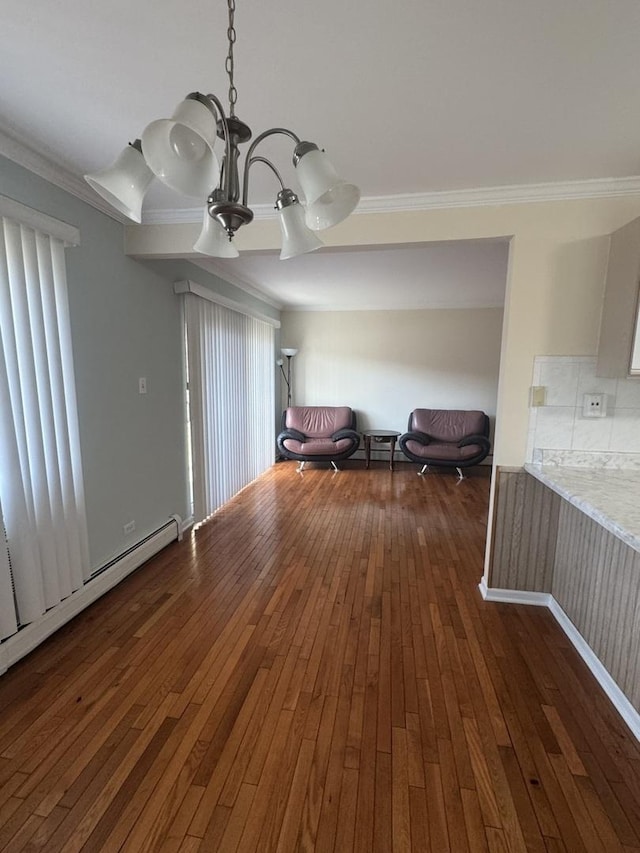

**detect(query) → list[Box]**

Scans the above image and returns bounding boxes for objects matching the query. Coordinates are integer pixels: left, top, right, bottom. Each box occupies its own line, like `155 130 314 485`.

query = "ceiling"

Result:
2 0 639 308
196 240 509 311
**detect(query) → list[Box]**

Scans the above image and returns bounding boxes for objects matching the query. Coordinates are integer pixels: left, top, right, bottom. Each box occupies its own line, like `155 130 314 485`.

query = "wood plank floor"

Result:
1 462 640 852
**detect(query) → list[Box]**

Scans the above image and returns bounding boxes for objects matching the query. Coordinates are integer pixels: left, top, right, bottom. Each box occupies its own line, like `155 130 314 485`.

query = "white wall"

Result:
280 307 503 434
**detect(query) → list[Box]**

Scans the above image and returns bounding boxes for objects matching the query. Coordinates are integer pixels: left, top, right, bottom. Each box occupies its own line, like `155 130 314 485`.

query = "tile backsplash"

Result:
526 356 640 462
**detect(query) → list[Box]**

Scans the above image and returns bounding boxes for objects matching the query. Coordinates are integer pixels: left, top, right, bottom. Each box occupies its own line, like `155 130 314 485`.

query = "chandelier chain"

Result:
225 0 238 117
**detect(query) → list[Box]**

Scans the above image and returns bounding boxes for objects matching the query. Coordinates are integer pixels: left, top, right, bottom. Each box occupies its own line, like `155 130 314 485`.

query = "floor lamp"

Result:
278 347 298 407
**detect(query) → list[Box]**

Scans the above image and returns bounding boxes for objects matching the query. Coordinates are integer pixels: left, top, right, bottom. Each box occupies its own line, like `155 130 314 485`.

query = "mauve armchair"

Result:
399 409 491 479
277 406 359 471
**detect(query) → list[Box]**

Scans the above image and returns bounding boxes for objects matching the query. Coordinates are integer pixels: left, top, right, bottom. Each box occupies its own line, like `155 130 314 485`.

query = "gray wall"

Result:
0 155 279 569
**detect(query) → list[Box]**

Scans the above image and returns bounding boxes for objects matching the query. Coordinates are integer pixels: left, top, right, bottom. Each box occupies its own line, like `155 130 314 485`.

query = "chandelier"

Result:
84 0 360 260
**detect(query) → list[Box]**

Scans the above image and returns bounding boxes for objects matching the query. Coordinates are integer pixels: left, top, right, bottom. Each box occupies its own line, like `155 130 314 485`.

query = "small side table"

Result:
363 430 401 471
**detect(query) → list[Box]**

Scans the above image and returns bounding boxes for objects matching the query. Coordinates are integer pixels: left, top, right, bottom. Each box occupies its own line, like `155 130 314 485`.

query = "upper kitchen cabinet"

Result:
597 215 640 378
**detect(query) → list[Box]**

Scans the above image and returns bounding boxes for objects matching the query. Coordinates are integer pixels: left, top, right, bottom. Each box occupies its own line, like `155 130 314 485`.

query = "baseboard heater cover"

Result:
479 580 640 744
0 514 182 676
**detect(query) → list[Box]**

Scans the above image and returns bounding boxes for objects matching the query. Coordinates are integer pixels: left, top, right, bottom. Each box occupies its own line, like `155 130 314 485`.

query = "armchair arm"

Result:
280 427 307 443
457 434 491 452
402 430 432 447
331 428 360 443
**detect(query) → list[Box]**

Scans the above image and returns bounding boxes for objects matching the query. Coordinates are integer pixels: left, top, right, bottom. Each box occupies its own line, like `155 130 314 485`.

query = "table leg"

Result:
389 436 396 470
364 434 371 468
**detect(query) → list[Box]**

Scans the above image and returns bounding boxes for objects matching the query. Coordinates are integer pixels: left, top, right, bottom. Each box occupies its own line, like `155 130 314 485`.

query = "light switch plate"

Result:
530 386 546 407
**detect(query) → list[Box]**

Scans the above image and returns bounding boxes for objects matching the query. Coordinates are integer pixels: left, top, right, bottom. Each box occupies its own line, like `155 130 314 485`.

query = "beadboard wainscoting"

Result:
485 466 640 740
489 468 560 592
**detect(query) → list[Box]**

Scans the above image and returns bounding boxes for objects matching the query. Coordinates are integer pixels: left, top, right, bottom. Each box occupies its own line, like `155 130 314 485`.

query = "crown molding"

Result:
282 300 506 313
3 125 640 226
143 204 276 225
356 175 640 213
0 124 126 223
141 174 640 225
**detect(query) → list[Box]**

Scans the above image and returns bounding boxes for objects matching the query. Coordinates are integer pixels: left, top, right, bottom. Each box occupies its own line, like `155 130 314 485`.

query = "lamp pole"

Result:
279 347 298 409
285 355 293 407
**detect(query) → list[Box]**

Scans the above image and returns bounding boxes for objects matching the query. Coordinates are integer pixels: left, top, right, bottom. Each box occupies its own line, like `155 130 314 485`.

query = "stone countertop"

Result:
524 464 640 554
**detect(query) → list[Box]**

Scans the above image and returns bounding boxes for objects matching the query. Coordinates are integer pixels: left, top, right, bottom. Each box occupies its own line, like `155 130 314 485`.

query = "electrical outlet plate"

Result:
123 520 136 535
582 393 607 418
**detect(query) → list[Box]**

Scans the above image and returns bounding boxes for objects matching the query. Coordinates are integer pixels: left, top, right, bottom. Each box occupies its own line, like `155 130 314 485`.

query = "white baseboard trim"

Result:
0 515 181 677
547 598 640 743
479 582 640 743
180 515 195 536
478 581 552 607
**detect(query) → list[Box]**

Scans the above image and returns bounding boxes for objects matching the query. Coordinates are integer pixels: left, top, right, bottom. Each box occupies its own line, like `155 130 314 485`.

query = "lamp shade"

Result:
281 348 298 357
295 148 360 231
278 200 323 260
84 143 153 223
193 210 239 258
141 98 220 197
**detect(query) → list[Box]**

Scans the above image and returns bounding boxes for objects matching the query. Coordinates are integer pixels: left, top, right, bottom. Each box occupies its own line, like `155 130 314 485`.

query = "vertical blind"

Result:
0 212 89 641
185 293 275 524
0 504 15 639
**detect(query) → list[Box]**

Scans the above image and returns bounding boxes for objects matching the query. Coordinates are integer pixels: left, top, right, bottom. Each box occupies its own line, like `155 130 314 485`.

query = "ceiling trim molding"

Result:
144 206 248 225
0 125 125 223
282 301 506 313
357 176 640 212
3 125 640 226
141 174 640 225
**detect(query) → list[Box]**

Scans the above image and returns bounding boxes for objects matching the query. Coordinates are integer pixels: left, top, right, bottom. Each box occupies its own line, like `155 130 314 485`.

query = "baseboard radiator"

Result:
0 514 182 676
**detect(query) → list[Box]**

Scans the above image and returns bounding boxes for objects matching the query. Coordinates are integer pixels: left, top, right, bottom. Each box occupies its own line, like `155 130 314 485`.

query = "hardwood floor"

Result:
1 461 639 851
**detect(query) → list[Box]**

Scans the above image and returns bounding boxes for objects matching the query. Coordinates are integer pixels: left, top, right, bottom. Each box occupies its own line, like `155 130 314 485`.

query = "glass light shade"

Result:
278 201 323 259
295 149 360 231
84 144 153 223
281 348 298 357
141 98 220 197
193 210 239 257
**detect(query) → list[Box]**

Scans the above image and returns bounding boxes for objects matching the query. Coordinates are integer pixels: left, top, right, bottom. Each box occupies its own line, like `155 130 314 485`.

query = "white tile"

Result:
572 415 613 451
538 361 580 406
533 356 592 365
577 361 617 401
525 415 537 463
610 410 640 453
577 356 598 368
615 377 640 408
534 407 575 449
